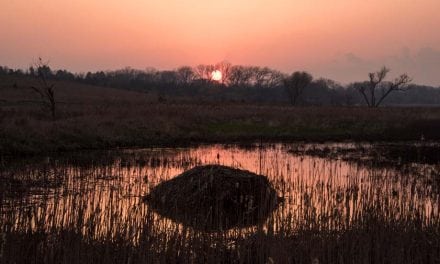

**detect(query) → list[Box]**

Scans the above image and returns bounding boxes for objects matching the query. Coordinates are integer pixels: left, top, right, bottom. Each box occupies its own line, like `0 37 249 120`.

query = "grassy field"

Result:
1 75 440 155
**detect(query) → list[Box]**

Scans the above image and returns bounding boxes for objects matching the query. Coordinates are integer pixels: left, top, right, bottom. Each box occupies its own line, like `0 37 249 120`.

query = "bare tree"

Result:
194 64 214 80
356 66 412 107
262 68 284 88
229 65 254 87
30 58 56 120
215 61 232 84
283 71 313 106
252 67 271 88
176 66 195 85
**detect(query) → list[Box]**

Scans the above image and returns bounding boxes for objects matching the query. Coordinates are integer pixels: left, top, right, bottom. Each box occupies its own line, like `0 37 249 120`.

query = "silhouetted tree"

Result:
215 61 232 84
157 70 178 87
2 62 436 105
30 58 56 120
283 71 313 105
303 78 342 106
55 69 76 81
355 67 412 107
0 66 6 75
176 66 195 85
253 67 270 88
229 66 254 87
194 64 214 81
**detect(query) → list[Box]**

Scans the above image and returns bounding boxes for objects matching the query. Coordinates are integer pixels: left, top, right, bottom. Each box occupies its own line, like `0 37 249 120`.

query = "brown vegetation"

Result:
1 75 440 155
145 165 280 231
1 145 439 263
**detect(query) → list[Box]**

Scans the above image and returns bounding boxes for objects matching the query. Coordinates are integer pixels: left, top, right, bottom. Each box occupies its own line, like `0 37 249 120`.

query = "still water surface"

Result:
1 143 439 242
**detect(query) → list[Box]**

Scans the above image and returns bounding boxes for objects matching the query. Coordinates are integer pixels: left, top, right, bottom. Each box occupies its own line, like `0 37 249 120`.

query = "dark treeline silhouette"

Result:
1 62 439 106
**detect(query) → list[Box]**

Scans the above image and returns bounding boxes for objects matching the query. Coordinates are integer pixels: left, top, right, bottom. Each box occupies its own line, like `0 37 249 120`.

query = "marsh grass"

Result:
1 144 439 263
2 75 440 155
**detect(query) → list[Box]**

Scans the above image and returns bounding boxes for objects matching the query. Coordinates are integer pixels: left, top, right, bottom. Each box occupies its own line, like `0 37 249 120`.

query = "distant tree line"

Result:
1 62 439 106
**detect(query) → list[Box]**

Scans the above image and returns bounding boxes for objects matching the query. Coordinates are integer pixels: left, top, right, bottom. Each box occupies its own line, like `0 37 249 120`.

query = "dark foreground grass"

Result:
1 76 440 155
2 213 439 264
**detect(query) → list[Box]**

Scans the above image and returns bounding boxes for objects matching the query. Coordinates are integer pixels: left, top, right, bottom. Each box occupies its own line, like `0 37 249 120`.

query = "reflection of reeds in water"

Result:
1 144 439 263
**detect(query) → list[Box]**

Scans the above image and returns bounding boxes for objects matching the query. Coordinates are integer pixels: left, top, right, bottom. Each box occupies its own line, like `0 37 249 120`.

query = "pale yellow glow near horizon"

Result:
0 0 439 85
211 70 223 82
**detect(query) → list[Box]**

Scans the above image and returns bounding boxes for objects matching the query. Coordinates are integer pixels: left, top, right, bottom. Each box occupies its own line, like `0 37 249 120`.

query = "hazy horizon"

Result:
1 0 439 86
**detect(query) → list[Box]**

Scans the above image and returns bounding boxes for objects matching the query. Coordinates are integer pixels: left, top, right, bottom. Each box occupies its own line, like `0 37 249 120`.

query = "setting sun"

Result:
211 70 222 82
1 1 440 263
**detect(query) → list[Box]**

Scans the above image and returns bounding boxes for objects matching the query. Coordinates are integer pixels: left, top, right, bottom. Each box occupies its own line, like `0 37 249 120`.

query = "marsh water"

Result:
1 143 439 262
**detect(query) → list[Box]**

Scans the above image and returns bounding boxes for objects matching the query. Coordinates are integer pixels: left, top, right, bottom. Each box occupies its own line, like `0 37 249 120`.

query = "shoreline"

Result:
2 136 437 158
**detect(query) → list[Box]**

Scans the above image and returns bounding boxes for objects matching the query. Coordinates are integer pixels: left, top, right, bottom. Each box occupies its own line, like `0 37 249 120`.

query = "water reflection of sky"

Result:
1 144 438 241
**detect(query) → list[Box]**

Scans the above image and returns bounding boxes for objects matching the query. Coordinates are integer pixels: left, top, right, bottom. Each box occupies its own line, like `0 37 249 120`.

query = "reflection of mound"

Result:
144 165 281 231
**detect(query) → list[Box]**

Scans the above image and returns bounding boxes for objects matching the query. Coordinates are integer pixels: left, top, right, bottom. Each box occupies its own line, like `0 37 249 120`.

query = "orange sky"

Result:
1 0 439 85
